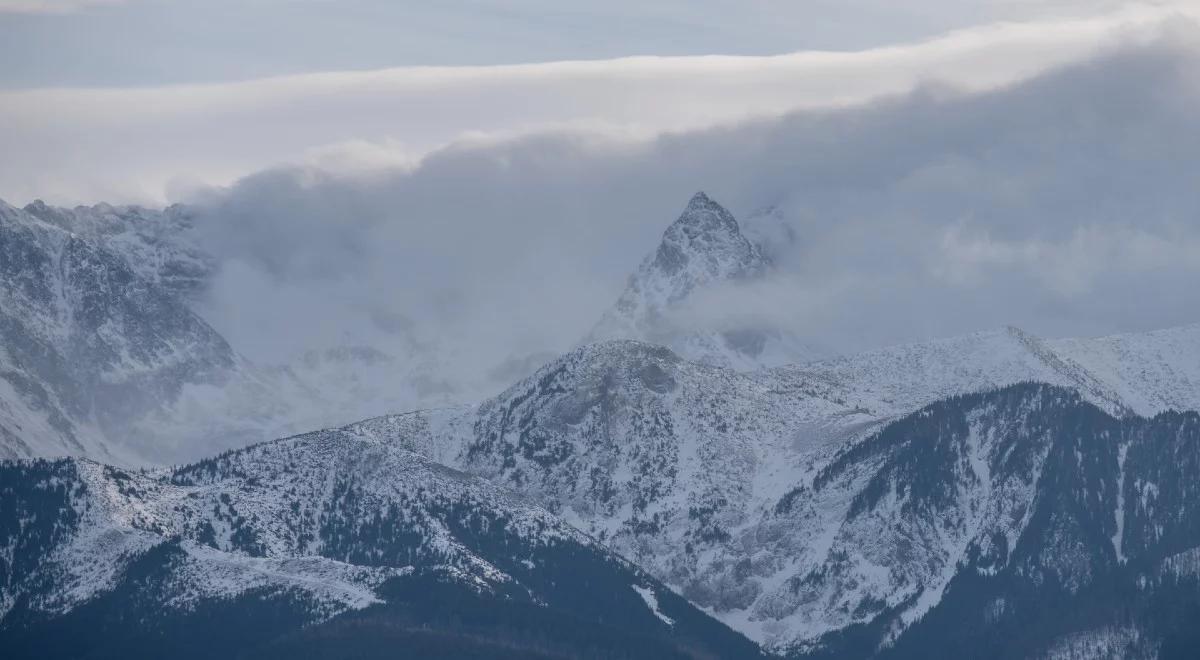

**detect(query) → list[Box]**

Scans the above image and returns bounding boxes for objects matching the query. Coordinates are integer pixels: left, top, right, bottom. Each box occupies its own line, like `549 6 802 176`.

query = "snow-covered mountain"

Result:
588 192 822 370
0 200 237 463
1046 324 1200 416
6 190 1200 657
13 356 1200 658
0 425 761 659
0 200 494 464
357 322 1200 655
759 383 1200 658
21 200 215 301
781 323 1200 420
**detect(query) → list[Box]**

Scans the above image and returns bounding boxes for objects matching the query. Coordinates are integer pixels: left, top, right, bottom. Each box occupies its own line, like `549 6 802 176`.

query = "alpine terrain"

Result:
2 192 1199 659
0 200 475 465
0 425 761 659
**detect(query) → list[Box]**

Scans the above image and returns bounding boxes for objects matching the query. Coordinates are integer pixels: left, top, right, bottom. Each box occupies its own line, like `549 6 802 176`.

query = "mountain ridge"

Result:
0 424 762 659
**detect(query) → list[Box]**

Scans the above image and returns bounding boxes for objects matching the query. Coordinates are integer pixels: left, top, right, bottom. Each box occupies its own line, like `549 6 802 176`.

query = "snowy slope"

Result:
781 323 1200 422
0 200 500 464
780 325 1132 418
128 342 473 464
0 200 236 462
763 385 1200 658
362 330 1200 655
21 200 214 301
0 426 759 659
1048 323 1200 416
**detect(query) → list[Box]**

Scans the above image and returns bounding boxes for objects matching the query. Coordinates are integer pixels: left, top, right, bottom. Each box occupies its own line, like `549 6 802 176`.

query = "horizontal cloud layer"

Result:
2 3 1195 204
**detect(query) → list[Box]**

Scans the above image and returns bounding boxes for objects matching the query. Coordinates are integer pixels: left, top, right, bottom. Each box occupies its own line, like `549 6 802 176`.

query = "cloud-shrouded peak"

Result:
645 191 768 305
592 192 764 338
588 192 819 370
676 191 736 235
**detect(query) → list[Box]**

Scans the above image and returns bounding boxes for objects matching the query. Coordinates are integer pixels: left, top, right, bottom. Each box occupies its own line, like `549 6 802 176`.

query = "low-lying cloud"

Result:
4 8 1199 386
170 23 1200 377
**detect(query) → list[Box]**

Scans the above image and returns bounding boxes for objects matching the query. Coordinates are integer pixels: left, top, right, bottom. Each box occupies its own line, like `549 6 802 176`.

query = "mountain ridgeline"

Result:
0 431 761 659
3 191 1200 658
353 338 1200 657
5 382 1200 657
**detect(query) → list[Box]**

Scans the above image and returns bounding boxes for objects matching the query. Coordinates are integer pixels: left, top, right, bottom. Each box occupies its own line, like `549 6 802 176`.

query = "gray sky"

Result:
4 2 1195 205
0 0 1169 88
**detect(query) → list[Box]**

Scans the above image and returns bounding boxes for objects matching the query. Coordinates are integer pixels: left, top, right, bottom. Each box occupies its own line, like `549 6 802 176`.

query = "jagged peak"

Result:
585 192 778 359
681 190 723 216
21 198 79 232
0 197 68 236
642 192 766 291
23 198 50 213
663 191 743 245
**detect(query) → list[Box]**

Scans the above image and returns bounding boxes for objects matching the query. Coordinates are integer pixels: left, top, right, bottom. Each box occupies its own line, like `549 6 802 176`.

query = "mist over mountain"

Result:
6 4 1200 659
159 31 1200 380
588 192 823 369
4 31 1196 394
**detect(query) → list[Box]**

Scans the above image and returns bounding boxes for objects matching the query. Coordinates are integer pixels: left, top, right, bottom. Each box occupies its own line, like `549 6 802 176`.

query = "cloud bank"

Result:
5 8 1200 385
2 3 1195 205
165 22 1200 379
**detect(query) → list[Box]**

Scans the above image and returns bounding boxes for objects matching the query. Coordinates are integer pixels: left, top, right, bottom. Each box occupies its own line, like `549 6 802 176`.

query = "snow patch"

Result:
632 584 675 627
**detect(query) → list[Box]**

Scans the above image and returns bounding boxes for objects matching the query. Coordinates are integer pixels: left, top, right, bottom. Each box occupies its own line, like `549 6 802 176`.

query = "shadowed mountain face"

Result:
0 428 761 660
791 384 1200 660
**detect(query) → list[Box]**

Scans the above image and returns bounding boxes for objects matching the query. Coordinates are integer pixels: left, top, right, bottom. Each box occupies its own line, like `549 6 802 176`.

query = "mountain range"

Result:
2 191 1199 658
0 430 757 659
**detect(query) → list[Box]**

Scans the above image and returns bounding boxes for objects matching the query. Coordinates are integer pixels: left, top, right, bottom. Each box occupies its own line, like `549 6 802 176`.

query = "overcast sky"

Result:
0 1 1168 88
4 2 1197 205
4 1 1200 371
